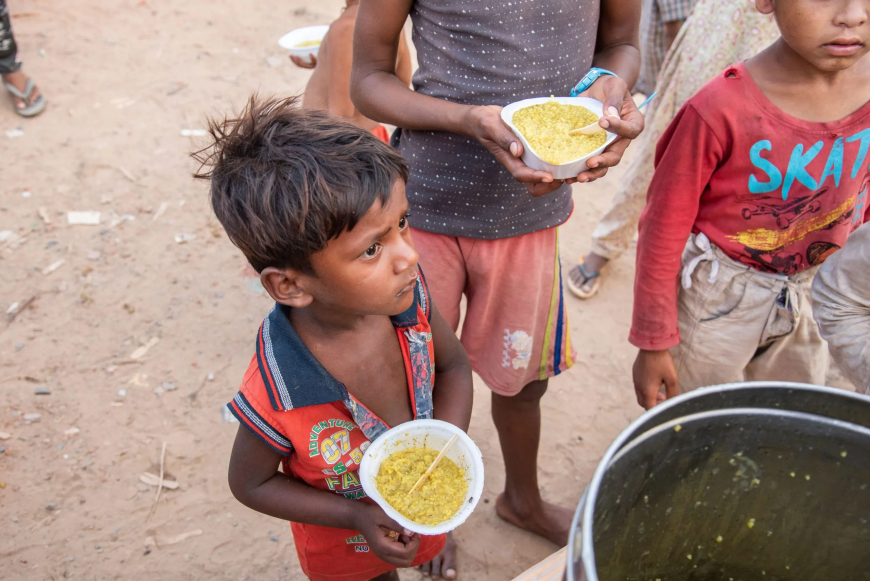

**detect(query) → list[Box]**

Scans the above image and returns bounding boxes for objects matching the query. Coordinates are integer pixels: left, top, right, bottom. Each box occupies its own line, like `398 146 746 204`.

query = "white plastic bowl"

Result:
501 96 618 180
278 25 330 64
359 419 484 536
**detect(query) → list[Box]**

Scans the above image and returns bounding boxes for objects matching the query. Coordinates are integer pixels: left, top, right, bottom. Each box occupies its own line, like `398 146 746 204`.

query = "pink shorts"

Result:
412 227 575 396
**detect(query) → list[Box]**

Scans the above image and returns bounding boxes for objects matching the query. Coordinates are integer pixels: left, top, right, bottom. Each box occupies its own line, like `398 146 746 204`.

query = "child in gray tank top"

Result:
351 1 645 577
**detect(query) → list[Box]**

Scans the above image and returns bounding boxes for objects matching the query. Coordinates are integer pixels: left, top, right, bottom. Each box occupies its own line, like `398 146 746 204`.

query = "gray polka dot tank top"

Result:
395 0 600 239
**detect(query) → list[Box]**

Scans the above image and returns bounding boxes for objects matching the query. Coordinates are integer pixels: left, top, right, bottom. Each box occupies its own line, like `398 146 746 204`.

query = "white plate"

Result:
278 25 330 63
501 96 618 180
359 419 484 536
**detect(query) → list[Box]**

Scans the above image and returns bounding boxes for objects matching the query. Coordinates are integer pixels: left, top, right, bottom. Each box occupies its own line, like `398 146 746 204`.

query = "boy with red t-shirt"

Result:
632 0 870 408
194 97 473 581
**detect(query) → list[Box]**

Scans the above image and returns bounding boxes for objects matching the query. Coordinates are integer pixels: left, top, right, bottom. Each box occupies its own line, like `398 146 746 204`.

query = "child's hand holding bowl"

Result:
461 73 645 196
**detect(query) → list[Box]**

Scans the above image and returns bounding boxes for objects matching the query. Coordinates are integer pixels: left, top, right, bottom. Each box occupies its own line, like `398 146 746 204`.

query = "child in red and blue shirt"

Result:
631 0 870 408
194 97 473 581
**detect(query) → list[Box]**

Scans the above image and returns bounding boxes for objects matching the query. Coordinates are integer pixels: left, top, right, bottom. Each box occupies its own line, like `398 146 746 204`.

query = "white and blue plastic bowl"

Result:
501 96 618 180
359 419 484 536
278 25 330 64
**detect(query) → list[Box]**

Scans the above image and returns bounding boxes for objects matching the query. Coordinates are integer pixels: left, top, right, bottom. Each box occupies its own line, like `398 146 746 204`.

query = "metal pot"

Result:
567 382 870 581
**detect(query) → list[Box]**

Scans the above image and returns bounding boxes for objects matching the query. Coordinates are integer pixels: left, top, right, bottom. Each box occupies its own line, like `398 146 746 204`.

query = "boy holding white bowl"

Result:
195 97 473 581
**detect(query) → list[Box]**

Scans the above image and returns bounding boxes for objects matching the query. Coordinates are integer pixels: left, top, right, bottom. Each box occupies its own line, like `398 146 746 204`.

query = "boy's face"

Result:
760 0 870 71
304 179 419 317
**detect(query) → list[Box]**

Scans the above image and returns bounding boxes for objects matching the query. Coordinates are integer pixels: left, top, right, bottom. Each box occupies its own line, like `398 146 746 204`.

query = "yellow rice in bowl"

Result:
294 39 321 47
375 447 468 526
512 101 606 165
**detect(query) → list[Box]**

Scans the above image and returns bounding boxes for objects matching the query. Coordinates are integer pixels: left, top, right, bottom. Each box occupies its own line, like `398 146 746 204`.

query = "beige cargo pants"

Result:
671 233 829 392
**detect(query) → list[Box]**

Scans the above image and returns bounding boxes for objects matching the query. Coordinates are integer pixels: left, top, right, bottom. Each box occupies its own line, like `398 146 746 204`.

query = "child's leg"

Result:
745 279 829 385
0 0 19 76
458 227 575 545
569 125 655 298
492 378 573 546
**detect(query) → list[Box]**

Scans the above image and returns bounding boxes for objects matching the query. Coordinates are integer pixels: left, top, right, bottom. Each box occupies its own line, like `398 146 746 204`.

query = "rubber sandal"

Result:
566 257 602 300
4 78 47 117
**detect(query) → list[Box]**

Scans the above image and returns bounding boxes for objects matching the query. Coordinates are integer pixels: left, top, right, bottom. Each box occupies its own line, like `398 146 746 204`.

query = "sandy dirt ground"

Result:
0 1 853 580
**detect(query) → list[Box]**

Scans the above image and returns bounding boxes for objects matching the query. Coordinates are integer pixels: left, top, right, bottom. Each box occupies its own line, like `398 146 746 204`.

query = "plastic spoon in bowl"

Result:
407 434 459 495
568 91 658 136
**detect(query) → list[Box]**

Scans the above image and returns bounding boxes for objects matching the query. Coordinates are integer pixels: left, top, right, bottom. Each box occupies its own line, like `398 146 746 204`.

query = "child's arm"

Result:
429 303 473 432
228 426 420 567
630 104 724 409
350 0 644 195
395 30 413 88
321 18 359 120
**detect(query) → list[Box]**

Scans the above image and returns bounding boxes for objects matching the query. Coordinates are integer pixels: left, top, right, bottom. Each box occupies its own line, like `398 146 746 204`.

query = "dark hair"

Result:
192 95 409 273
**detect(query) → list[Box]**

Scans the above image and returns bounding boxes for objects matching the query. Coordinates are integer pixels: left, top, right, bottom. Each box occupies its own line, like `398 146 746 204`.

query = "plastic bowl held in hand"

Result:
501 96 618 180
278 25 330 63
359 419 484 536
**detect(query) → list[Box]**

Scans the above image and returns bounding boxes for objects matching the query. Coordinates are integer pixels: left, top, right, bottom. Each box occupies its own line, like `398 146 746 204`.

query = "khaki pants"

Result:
671 233 829 392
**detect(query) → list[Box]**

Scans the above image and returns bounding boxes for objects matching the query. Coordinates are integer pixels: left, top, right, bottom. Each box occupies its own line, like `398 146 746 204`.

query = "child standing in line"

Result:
195 97 473 581
632 0 870 409
290 0 412 142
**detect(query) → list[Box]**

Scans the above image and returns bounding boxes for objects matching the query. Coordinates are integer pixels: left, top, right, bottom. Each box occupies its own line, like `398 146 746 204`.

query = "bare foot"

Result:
2 70 41 111
496 493 573 547
419 531 457 579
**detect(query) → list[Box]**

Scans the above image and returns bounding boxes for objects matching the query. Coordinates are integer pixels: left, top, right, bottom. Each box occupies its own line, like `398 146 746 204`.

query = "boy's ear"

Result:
755 0 774 15
260 267 314 308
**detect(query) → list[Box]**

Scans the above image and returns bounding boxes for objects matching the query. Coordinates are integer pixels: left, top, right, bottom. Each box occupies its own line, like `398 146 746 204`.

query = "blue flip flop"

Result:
566 258 602 300
4 78 47 117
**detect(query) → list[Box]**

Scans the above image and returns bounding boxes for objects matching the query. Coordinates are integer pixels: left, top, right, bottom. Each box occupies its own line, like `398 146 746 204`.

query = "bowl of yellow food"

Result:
359 419 484 535
278 25 330 63
501 96 619 180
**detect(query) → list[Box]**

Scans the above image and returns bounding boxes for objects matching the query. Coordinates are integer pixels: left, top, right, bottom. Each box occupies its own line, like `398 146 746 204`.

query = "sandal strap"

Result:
576 263 601 283
4 78 36 103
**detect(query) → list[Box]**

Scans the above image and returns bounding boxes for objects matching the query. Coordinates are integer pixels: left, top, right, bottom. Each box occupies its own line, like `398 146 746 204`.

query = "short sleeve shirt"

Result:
227 273 445 580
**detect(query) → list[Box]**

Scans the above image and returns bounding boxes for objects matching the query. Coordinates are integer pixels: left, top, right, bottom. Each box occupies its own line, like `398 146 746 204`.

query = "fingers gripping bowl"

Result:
359 419 485 536
501 97 619 180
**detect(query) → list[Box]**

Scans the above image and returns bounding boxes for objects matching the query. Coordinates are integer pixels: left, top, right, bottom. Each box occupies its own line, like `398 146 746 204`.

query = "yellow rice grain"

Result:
376 447 467 526
512 101 606 164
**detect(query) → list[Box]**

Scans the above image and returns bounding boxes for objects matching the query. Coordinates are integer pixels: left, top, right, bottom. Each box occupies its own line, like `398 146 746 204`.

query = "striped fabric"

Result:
228 391 294 455
539 229 573 380
636 0 697 95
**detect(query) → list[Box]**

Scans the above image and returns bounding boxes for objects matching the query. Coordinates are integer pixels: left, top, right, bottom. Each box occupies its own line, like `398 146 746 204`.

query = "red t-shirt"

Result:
631 62 870 350
227 274 445 581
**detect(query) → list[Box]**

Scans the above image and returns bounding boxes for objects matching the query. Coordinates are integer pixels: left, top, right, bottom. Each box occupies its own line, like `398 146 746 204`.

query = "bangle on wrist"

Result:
570 67 618 97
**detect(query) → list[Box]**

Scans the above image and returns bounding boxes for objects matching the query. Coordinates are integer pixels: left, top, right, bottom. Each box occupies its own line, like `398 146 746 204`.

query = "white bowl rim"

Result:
501 96 618 169
359 418 485 536
278 25 330 50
